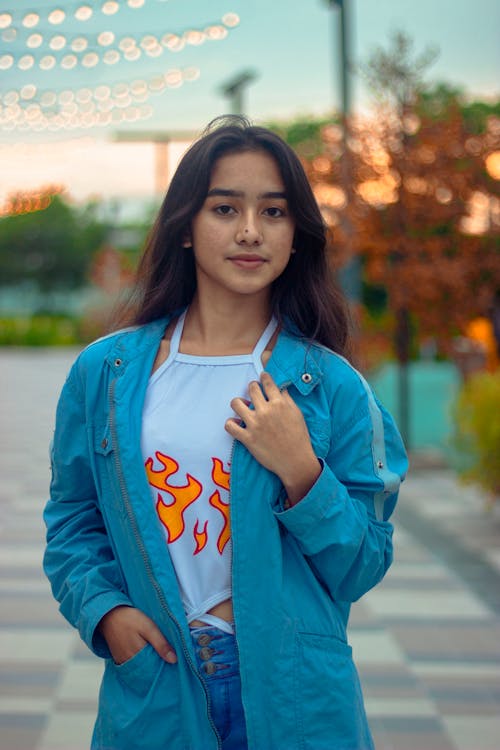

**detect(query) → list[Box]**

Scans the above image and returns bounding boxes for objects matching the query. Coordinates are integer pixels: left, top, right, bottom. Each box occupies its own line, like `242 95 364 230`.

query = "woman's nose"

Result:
236 214 262 244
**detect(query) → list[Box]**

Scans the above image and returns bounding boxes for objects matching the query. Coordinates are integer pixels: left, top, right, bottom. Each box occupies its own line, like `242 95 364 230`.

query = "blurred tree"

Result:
359 30 439 115
297 32 500 446
266 115 335 158
0 188 110 292
353 93 500 349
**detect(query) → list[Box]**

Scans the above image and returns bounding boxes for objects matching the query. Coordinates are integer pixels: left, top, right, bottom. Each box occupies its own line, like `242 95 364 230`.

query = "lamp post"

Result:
327 0 351 118
326 0 360 302
219 70 258 115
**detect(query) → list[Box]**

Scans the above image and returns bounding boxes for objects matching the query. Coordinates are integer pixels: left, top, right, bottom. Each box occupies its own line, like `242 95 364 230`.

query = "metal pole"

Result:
337 0 350 116
327 0 350 116
328 0 360 302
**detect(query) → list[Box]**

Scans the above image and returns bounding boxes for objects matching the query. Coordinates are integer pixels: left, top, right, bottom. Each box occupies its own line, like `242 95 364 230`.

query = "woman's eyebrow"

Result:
207 188 287 199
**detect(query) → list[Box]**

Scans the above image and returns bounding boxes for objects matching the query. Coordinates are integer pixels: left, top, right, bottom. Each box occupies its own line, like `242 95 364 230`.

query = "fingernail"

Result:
165 650 177 664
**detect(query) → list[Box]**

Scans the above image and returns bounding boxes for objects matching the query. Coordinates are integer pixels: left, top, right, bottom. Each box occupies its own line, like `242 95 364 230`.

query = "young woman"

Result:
44 116 408 750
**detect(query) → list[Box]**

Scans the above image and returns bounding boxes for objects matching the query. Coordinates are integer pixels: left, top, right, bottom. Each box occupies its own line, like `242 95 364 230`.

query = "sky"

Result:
0 0 499 205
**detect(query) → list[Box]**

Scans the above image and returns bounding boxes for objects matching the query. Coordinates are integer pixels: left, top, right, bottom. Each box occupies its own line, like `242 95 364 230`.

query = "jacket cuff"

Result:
82 591 134 659
273 460 342 545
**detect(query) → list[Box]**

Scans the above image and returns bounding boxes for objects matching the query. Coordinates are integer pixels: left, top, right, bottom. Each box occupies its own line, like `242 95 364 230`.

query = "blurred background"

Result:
1 0 499 488
1 4 500 750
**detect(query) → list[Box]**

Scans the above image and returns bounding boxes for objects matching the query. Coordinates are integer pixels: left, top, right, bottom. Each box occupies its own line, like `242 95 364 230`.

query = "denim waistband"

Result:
190 625 239 680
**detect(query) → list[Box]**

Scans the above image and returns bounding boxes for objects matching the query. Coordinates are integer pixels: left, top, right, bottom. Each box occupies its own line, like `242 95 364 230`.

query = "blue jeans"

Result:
190 625 248 750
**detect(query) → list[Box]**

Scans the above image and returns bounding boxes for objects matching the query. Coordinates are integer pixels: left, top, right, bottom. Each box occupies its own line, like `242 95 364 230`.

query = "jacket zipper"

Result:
108 377 222 750
228 376 293 747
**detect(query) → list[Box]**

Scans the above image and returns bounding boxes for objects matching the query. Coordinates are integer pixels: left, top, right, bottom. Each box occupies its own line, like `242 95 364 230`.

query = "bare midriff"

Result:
190 598 234 627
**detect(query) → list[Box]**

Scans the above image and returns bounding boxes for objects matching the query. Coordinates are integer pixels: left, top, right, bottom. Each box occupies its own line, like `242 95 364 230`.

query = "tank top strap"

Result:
251 316 279 374
168 309 277 371
169 309 188 357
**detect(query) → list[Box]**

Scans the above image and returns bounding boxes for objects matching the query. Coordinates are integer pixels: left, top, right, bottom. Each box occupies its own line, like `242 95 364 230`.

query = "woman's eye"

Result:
265 206 285 218
215 205 235 215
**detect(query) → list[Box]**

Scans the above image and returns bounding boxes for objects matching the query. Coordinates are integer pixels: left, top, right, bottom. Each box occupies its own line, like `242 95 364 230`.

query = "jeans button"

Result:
199 646 214 661
197 634 212 646
204 662 217 675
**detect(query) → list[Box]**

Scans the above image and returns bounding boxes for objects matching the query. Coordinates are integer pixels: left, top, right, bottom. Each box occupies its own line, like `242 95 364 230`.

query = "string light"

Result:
61 55 78 69
102 2 120 15
103 50 120 65
22 13 40 28
27 33 43 48
0 18 238 72
0 67 200 133
0 13 12 28
75 6 93 21
222 13 240 27
0 186 65 218
0 1 194 31
40 55 56 71
49 35 66 51
72 38 88 52
0 6 240 135
18 55 35 71
98 31 115 46
21 85 37 99
0 55 14 70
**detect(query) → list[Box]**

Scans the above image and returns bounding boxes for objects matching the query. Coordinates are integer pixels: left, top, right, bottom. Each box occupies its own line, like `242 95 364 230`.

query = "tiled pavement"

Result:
1 348 499 750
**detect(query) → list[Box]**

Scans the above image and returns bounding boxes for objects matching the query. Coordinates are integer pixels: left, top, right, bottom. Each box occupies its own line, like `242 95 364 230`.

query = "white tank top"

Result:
141 310 278 634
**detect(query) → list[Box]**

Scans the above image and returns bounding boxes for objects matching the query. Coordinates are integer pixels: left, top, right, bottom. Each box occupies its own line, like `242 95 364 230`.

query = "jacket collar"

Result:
265 326 324 395
104 316 170 372
105 312 325 395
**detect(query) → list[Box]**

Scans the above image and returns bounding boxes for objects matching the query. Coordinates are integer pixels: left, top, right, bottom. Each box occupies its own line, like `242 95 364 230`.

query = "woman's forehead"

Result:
208 149 285 191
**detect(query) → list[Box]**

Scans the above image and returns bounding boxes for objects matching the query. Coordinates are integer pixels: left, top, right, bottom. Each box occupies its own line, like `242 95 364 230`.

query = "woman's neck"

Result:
182 293 273 355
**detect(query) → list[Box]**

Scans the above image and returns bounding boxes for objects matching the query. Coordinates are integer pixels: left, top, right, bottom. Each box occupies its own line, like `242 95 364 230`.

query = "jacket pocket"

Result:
94 645 183 749
294 632 373 750
114 643 158 695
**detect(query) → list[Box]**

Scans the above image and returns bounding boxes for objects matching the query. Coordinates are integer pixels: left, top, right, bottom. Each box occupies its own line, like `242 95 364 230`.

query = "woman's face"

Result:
187 149 296 304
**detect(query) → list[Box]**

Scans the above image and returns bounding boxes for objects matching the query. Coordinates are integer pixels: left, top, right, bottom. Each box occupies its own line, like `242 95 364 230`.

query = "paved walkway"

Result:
1 348 499 750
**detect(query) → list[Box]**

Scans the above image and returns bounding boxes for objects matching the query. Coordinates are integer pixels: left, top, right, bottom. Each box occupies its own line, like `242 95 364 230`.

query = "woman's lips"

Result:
228 255 267 269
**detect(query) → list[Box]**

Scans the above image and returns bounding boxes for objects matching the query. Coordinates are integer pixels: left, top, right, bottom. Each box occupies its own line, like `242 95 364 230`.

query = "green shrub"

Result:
0 315 81 346
451 371 500 499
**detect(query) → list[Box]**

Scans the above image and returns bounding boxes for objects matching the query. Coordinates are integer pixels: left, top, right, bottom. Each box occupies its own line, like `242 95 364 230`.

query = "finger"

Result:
140 617 177 664
247 379 267 407
225 417 250 443
260 371 281 400
230 397 251 419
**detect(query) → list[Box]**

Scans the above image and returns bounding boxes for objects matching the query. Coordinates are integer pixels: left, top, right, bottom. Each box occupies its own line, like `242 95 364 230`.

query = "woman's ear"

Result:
181 232 192 248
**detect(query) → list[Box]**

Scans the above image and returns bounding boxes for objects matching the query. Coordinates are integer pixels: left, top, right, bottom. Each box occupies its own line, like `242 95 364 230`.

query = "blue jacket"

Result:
44 315 408 750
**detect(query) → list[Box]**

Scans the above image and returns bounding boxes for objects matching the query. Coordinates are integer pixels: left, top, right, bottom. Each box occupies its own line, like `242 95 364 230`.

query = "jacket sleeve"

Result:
43 363 133 658
274 368 408 603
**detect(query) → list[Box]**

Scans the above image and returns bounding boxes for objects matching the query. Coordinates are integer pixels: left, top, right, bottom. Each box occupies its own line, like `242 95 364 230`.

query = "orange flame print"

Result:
209 458 231 554
145 452 202 543
193 519 209 555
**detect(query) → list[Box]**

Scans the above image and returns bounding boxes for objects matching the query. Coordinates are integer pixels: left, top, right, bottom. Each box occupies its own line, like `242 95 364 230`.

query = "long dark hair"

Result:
116 115 352 356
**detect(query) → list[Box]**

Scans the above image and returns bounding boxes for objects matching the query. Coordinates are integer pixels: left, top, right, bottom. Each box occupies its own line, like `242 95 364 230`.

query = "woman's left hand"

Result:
225 372 321 506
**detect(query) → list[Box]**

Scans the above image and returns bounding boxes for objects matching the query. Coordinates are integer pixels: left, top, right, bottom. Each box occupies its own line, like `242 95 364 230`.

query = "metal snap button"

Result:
204 661 217 675
199 646 214 661
101 438 108 450
301 372 313 384
197 634 212 647
114 358 122 367
377 460 384 469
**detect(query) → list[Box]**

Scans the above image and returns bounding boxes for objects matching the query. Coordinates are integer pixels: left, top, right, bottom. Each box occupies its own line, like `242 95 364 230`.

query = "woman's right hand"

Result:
98 605 177 665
